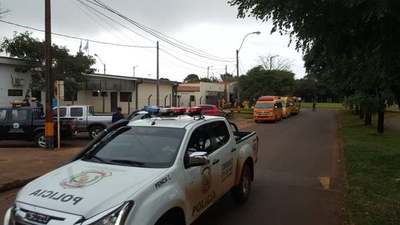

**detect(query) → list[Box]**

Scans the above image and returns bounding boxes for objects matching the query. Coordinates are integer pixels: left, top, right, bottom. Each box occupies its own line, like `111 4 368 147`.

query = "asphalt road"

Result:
193 109 343 225
0 109 343 225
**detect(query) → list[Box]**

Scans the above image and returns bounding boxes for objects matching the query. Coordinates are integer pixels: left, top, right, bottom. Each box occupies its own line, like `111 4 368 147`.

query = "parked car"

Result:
4 114 258 225
54 105 112 139
198 104 223 116
0 107 76 148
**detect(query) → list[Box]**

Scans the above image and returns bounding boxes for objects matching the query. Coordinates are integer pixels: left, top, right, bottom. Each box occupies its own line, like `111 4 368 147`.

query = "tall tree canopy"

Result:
230 0 400 133
183 74 200 83
239 66 295 102
0 32 95 98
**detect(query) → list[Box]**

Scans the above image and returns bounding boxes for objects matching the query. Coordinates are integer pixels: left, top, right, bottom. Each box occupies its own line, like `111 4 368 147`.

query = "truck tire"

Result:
89 125 105 139
34 133 47 148
232 162 252 204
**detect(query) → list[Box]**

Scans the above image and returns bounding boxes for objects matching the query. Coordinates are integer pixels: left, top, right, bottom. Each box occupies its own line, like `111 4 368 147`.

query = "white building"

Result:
177 82 232 107
63 73 179 114
0 56 179 113
0 57 44 106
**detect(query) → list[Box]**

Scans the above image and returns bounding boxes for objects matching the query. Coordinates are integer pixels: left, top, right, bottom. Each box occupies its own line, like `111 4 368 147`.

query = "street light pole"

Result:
94 54 106 74
207 66 213 79
236 31 261 108
45 0 54 149
156 41 160 106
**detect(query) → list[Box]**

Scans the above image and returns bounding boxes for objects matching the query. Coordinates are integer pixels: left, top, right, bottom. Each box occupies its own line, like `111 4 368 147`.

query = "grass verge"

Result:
302 102 344 110
341 111 400 225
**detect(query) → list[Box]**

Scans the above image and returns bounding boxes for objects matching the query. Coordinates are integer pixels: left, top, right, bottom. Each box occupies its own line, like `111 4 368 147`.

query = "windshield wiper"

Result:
109 159 146 167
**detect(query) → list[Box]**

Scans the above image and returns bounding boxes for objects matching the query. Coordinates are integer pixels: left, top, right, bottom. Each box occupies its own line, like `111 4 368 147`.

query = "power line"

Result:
84 0 235 63
0 19 155 49
76 0 230 70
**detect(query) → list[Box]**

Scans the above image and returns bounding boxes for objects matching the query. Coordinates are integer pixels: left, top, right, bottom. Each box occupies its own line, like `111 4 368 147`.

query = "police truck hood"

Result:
16 160 167 218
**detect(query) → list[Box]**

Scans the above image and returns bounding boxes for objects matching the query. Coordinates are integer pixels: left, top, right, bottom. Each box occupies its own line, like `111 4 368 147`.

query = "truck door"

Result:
0 109 8 139
70 107 85 131
184 123 219 219
6 109 30 140
209 121 237 196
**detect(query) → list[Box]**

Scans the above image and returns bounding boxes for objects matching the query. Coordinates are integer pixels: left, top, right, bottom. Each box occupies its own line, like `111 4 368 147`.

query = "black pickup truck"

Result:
0 107 76 148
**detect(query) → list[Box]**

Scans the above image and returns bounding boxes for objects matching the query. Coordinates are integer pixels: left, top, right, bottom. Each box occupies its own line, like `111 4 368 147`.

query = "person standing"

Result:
112 107 124 123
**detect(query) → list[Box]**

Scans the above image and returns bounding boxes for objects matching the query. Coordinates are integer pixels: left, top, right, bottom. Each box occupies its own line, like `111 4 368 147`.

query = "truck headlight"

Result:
83 201 134 225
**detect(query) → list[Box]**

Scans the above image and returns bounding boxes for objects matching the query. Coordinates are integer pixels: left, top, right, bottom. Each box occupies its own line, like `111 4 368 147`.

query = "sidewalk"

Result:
0 147 81 192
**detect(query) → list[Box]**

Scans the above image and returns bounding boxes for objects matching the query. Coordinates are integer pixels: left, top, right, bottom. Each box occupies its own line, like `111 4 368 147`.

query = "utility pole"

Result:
45 0 54 149
236 49 240 108
156 41 160 106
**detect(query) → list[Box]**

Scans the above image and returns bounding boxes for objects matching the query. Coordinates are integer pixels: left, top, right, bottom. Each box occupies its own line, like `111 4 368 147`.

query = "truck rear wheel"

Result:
232 163 252 204
89 125 105 139
34 133 47 148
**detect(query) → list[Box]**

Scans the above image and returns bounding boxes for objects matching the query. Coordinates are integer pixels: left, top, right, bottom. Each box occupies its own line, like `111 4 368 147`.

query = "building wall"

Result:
137 82 173 109
177 82 226 107
0 64 32 107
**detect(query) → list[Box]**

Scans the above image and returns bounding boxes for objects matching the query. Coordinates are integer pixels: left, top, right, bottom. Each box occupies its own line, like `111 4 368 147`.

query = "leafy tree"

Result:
0 32 95 98
239 66 295 101
183 74 200 83
230 0 400 133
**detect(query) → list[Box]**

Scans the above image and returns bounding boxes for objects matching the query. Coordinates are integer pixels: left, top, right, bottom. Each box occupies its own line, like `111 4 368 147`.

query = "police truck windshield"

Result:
84 127 185 168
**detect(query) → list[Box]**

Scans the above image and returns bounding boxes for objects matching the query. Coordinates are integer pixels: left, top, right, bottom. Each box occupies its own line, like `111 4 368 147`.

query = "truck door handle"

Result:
212 159 220 165
231 148 237 153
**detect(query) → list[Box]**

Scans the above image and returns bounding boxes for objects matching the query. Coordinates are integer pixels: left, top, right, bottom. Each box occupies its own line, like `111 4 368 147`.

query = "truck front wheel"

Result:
232 162 252 203
89 125 105 139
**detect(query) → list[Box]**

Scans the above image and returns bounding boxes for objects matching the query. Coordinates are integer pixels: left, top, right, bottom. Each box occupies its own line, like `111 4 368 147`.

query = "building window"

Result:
120 92 132 102
101 92 108 97
8 89 23 97
190 95 195 101
92 91 99 97
64 90 78 102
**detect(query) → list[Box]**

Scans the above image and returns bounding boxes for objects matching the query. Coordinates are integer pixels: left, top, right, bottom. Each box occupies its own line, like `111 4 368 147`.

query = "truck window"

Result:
0 110 7 121
210 121 230 149
11 110 28 121
70 107 83 117
187 124 213 154
59 108 67 117
89 127 185 168
88 106 95 116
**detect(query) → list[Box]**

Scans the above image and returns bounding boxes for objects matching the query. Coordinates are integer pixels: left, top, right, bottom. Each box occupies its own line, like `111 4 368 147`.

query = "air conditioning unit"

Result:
13 78 24 87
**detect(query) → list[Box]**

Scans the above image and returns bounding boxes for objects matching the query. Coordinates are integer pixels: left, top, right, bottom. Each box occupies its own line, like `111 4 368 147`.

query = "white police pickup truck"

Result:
4 115 258 225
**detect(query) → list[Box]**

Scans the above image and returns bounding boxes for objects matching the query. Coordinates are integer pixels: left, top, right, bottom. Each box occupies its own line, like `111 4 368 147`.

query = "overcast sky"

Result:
0 0 306 82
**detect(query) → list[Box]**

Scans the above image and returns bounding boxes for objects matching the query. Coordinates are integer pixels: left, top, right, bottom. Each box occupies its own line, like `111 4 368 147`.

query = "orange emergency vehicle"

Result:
253 96 283 122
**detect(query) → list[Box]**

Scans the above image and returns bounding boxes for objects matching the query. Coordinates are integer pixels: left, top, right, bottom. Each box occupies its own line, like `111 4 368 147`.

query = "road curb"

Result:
0 177 38 193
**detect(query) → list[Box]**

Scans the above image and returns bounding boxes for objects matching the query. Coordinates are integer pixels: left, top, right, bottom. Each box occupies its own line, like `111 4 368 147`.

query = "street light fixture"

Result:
236 31 261 107
207 65 213 79
94 53 106 75
269 55 279 70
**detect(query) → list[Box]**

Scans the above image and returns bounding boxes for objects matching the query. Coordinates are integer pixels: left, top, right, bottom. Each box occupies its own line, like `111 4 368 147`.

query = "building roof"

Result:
0 56 35 67
85 73 179 85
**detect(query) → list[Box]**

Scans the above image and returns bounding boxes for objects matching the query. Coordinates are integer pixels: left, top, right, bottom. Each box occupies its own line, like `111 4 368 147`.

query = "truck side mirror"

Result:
185 151 209 168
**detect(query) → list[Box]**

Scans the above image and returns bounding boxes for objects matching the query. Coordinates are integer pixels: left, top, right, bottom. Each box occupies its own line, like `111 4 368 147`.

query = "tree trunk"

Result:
377 111 384 133
364 111 372 126
360 106 365 119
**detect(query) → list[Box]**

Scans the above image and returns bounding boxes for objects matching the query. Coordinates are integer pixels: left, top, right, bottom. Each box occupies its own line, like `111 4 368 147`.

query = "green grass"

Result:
302 102 344 110
341 111 400 225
